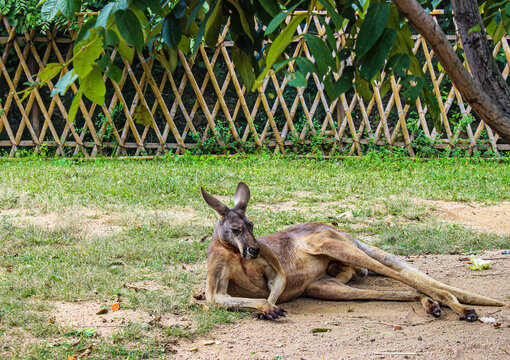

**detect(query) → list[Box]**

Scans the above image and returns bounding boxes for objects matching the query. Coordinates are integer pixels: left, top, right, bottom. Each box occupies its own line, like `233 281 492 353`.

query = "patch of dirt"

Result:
427 201 510 236
0 208 123 238
50 300 190 337
175 250 510 360
0 206 212 238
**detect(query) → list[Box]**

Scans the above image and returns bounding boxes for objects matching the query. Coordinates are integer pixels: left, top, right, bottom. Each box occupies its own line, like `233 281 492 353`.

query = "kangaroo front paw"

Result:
253 304 287 320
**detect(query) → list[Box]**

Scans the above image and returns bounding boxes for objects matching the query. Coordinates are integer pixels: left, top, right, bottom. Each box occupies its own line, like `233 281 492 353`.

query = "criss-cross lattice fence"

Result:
0 12 509 158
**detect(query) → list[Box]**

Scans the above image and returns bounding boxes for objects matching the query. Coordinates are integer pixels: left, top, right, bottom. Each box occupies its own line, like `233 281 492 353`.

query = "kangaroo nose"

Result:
248 247 260 257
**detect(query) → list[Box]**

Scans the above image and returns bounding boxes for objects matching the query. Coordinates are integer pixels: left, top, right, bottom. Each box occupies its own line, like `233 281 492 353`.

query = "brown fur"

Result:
202 183 507 321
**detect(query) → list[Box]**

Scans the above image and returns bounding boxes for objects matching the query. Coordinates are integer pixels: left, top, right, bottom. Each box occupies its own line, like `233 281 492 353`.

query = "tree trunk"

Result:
391 0 510 143
451 0 510 119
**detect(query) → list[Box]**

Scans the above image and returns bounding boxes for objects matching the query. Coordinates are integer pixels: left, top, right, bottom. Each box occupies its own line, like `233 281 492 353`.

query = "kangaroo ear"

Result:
201 187 229 217
233 182 250 213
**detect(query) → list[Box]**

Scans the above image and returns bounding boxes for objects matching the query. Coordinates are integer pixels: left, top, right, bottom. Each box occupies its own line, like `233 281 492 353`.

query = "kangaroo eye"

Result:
231 227 241 234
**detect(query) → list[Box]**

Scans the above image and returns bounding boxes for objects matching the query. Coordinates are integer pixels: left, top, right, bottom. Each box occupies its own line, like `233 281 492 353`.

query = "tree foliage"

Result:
25 0 510 134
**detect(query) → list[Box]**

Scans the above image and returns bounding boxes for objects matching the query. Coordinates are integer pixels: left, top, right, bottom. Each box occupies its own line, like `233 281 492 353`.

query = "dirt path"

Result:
175 250 510 360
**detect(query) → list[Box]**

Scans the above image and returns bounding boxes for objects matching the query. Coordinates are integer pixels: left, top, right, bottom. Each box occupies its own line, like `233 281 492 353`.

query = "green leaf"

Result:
57 0 80 19
492 20 506 44
38 63 63 83
68 88 83 123
95 2 116 29
73 33 104 78
104 29 119 47
335 65 354 95
264 0 304 35
133 104 152 127
114 9 144 52
41 0 60 21
272 57 295 72
80 63 106 105
232 45 255 91
132 0 162 13
75 17 97 43
468 24 481 34
355 70 372 102
256 0 279 17
162 15 182 49
409 55 424 78
422 85 440 127
225 0 254 42
316 15 337 51
204 0 223 48
186 0 206 30
106 64 123 83
287 71 307 87
51 69 78 96
359 28 396 81
114 30 135 63
173 0 187 19
194 0 219 53
386 53 410 77
254 13 306 89
316 0 342 29
20 85 38 102
401 76 423 105
295 57 317 76
303 34 335 75
355 3 390 57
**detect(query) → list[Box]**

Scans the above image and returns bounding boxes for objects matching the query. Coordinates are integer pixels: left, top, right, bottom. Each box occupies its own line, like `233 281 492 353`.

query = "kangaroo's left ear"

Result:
233 182 250 213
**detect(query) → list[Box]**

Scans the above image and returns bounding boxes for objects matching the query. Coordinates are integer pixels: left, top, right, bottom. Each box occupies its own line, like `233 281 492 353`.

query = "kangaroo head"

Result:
201 182 260 259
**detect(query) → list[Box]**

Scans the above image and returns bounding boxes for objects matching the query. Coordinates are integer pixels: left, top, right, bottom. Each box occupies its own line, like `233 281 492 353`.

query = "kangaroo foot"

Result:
420 297 441 318
460 308 478 322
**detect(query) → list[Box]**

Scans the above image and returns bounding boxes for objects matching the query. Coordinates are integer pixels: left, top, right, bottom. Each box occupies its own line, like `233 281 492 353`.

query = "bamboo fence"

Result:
0 13 509 158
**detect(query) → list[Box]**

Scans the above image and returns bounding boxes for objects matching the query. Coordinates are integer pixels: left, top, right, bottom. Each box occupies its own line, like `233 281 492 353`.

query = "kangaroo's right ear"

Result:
201 187 229 217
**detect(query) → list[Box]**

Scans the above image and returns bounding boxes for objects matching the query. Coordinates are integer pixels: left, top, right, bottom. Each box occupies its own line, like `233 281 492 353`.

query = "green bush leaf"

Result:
232 45 255 91
162 15 182 49
287 71 307 87
264 0 304 35
106 64 123 83
114 9 144 52
254 13 306 89
57 0 80 19
317 0 342 29
386 53 410 77
303 34 335 75
41 0 60 21
38 63 63 83
204 1 223 48
68 88 83 123
80 63 106 105
295 57 317 76
51 69 78 96
132 0 162 13
173 0 187 19
95 2 116 29
355 3 389 57
73 33 104 78
335 65 354 96
133 104 152 127
359 28 396 81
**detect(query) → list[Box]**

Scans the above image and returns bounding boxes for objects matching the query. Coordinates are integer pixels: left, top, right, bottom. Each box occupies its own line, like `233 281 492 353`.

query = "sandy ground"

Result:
174 250 510 360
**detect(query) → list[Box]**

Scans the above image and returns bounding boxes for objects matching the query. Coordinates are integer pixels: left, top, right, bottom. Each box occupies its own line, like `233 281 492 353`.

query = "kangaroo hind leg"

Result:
307 232 478 321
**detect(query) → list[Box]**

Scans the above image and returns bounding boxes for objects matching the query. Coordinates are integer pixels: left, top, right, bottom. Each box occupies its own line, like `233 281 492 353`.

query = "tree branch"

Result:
392 0 510 142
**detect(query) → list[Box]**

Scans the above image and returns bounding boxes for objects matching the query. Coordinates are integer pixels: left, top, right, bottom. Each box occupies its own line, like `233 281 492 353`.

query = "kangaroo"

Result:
201 182 506 321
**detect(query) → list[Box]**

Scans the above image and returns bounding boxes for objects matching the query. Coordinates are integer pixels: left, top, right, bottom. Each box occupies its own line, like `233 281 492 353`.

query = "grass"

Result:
0 155 509 358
